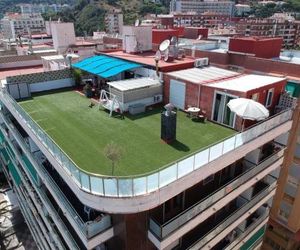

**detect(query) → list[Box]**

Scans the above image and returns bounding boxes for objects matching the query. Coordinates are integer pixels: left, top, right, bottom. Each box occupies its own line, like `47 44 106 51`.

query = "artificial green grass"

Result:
19 90 235 176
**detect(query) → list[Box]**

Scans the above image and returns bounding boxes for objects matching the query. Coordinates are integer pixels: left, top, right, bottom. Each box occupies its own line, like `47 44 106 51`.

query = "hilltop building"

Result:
0 13 45 39
105 9 123 35
170 0 235 16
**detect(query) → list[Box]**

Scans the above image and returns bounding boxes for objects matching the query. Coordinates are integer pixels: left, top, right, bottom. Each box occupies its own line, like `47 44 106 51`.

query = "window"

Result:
265 88 274 107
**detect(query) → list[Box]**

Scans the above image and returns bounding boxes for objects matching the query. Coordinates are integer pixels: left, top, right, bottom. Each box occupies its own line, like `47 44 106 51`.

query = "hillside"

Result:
42 0 169 36
0 0 74 18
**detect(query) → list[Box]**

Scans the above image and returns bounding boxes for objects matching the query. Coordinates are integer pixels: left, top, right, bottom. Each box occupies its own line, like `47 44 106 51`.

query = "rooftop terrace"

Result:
19 90 235 176
104 51 195 72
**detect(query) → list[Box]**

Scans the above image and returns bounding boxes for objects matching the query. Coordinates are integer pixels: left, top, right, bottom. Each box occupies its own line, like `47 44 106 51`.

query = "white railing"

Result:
0 90 293 198
0 116 112 240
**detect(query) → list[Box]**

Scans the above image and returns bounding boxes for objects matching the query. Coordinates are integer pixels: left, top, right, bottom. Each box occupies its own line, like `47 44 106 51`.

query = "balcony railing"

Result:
0 90 292 198
0 127 77 249
0 113 112 240
149 146 284 239
224 211 269 250
188 182 276 250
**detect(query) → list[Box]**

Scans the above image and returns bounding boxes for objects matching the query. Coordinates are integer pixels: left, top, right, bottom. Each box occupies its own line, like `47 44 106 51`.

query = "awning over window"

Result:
72 55 142 78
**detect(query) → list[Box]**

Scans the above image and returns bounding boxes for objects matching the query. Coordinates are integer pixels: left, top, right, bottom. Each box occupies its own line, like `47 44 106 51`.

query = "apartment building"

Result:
170 0 235 16
0 44 294 250
262 91 300 249
236 17 300 49
0 13 45 39
19 4 70 14
105 10 123 35
158 13 237 29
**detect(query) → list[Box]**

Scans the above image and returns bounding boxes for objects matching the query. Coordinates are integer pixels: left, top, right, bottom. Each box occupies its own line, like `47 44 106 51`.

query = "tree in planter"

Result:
103 142 123 176
83 83 93 98
72 69 83 87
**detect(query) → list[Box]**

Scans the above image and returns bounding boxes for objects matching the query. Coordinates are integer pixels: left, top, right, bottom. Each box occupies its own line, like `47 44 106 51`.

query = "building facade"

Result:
236 18 300 49
0 13 45 39
170 0 235 16
0 49 294 250
19 4 70 14
105 10 124 35
262 95 300 249
158 13 238 29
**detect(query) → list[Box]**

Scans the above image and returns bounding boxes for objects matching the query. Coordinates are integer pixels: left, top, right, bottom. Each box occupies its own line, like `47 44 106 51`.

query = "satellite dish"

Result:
159 39 170 52
155 50 162 61
135 19 140 27
197 35 202 40
170 36 177 45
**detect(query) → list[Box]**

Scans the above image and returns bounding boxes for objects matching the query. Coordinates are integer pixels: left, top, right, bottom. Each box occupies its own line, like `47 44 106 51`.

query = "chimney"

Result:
161 103 177 143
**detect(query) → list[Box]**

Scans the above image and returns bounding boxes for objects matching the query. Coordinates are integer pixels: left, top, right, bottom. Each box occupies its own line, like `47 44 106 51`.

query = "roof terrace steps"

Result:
18 90 235 177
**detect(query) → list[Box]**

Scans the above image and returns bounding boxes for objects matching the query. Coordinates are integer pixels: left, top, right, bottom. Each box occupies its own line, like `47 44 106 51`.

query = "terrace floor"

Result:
18 90 235 176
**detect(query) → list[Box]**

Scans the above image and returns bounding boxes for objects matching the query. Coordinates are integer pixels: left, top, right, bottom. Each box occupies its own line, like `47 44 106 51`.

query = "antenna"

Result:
159 39 170 52
135 19 140 27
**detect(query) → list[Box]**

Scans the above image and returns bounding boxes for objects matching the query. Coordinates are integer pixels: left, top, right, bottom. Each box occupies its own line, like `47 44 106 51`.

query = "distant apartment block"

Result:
0 13 45 39
170 0 235 16
105 10 123 35
19 3 70 14
235 4 251 17
158 13 238 29
237 15 300 48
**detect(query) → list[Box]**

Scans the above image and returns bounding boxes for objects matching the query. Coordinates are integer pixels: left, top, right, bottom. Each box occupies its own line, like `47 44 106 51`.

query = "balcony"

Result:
0 128 72 249
186 181 275 250
220 207 269 249
0 113 114 249
148 144 284 240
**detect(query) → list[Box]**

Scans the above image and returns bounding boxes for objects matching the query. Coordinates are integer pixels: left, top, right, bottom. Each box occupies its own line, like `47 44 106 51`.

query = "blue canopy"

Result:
72 55 142 78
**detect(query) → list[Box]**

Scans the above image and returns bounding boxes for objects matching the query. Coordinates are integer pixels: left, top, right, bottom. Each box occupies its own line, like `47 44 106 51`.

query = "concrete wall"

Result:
184 27 208 39
229 38 283 59
152 29 180 45
51 22 76 53
123 26 152 53
0 54 57 69
29 78 74 93
185 49 300 79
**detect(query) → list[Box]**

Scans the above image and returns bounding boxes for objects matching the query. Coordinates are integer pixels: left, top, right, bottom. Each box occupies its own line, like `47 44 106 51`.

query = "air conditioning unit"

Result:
194 57 209 68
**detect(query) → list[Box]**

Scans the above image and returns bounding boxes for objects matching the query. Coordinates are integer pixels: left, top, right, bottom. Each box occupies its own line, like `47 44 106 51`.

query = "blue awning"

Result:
72 55 142 78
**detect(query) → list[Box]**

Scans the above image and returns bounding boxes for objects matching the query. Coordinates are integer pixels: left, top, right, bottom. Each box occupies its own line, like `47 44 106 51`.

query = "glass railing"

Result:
240 226 266 250
149 145 284 239
188 182 276 250
0 127 77 250
0 113 112 240
0 90 292 198
224 211 269 250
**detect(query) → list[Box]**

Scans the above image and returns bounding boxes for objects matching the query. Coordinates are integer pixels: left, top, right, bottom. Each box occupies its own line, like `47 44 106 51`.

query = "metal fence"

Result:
0 89 293 198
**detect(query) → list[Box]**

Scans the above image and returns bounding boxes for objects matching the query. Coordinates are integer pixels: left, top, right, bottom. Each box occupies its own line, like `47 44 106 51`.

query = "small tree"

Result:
103 142 123 176
72 69 82 87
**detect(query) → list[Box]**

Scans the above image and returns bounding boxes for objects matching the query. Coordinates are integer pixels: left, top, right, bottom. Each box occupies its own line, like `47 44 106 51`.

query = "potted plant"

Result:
83 84 93 98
